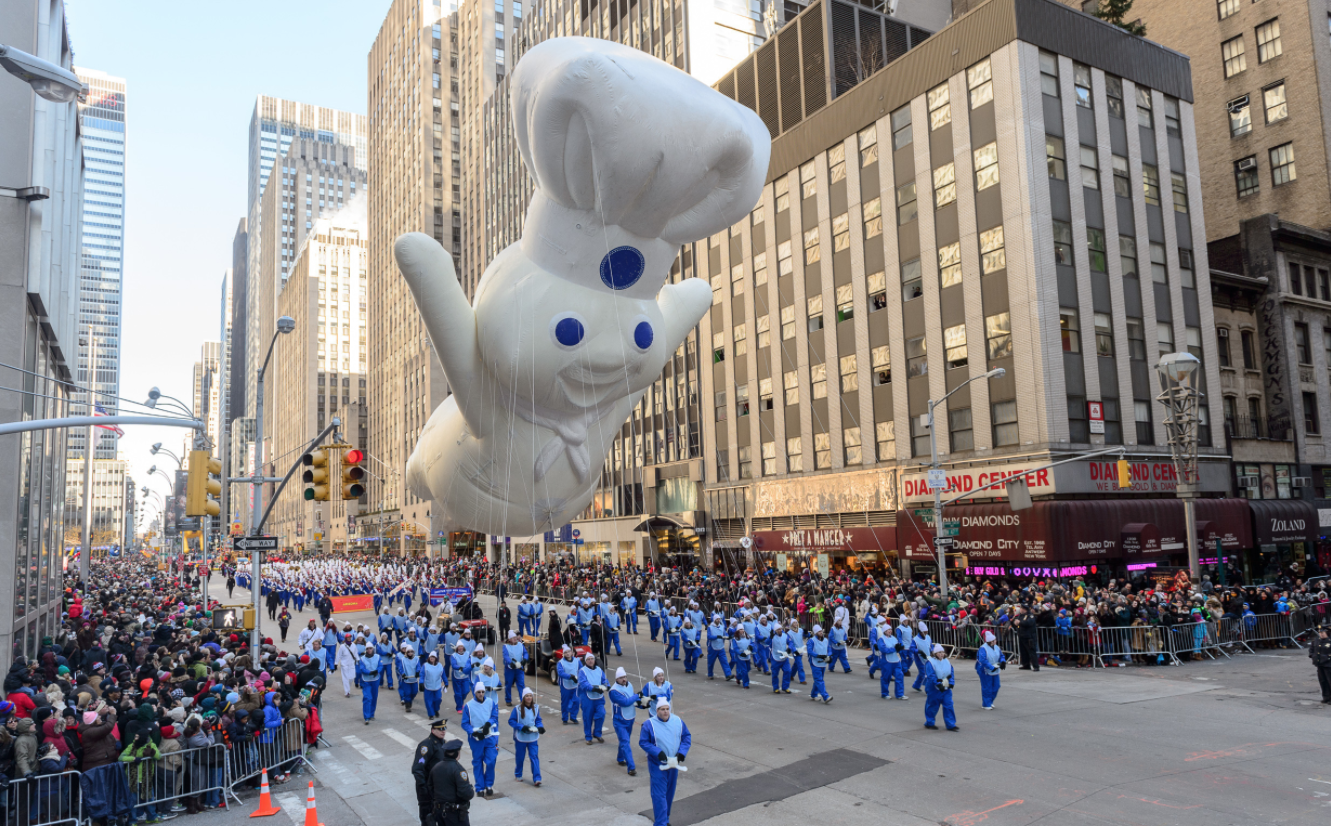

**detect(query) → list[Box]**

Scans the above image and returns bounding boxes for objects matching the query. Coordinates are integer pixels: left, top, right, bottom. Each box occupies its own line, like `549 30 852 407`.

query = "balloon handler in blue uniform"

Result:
923 644 960 732
555 645 581 725
397 644 422 713
507 687 544 787
638 698 692 826
975 630 1006 710
608 666 649 776
576 652 609 744
461 682 500 797
502 630 527 706
356 642 383 724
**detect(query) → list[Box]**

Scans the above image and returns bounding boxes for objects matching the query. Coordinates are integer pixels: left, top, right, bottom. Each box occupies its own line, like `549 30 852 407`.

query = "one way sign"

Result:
233 536 278 553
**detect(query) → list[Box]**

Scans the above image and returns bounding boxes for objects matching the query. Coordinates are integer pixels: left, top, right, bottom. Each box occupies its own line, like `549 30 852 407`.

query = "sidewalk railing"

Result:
7 769 83 826
225 717 312 793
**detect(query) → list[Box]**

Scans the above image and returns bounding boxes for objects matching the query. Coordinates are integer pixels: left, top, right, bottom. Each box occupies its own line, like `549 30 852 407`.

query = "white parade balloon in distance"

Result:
394 37 771 537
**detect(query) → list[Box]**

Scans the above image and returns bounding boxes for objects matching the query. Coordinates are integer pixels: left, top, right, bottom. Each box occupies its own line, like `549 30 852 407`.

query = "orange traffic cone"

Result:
303 781 325 826
249 768 282 818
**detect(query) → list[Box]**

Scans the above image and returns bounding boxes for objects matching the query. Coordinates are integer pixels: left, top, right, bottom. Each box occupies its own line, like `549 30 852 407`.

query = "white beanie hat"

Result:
918 622 928 631
656 698 671 711
521 687 533 698
812 624 822 634
507 630 517 640
473 682 487 694
473 643 485 653
652 667 664 677
584 653 596 662
932 643 945 655
482 656 494 668
983 631 996 643
615 667 627 678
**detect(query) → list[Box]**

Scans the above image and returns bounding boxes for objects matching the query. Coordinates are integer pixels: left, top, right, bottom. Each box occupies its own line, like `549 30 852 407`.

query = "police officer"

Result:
427 736 475 826
412 720 451 826
1311 624 1331 704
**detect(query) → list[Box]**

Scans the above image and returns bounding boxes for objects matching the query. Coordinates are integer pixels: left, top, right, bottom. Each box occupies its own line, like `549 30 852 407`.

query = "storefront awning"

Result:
1249 499 1317 545
633 515 693 533
751 526 896 555
1121 522 1163 554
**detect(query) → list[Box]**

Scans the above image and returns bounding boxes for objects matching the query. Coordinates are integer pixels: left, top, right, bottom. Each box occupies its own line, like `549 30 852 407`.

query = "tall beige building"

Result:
366 0 464 554
192 342 223 456
269 196 370 553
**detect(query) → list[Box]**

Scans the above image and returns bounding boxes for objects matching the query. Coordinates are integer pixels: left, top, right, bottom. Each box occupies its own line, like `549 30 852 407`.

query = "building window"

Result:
804 227 821 265
1106 75 1124 118
1121 236 1139 279
1136 85 1154 126
1321 269 1330 300
1135 400 1154 444
715 390 728 421
731 263 745 296
980 226 1006 274
1222 36 1247 78
1235 156 1260 196
944 324 968 369
1223 395 1238 432
928 82 951 130
859 124 878 167
1270 142 1296 185
1158 321 1175 355
807 294 824 332
1241 329 1257 368
811 362 828 399
1257 19 1282 62
1171 172 1189 214
1053 220 1074 266
839 354 858 392
1228 95 1251 137
1088 228 1107 273
761 441 777 476
786 436 802 472
1303 392 1320 434
863 197 882 238
754 251 768 286
949 407 974 451
759 377 773 410
1046 135 1067 180
902 258 923 301
1164 97 1182 137
1179 248 1195 289
1067 63 1091 109
832 213 851 252
811 432 830 469
1264 82 1287 123
986 311 1012 360
778 239 793 275
1111 155 1131 197
775 176 790 212
1039 50 1059 97
1142 164 1161 205
968 58 993 108
1218 0 1238 19
992 400 1018 446
933 162 957 208
780 305 796 340
800 160 817 199
896 181 918 225
872 344 891 384
1296 322 1313 364
1094 312 1114 356
1218 327 1232 367
1061 310 1081 352
783 370 799 405
1068 395 1089 442
938 242 962 287
1080 146 1100 189
906 336 927 377
1150 242 1168 284
868 271 887 310
734 323 747 356
713 332 726 363
835 284 854 322
876 421 895 460
843 427 862 465
738 445 753 479
828 144 846 184
974 142 999 190
911 414 930 457
891 105 912 150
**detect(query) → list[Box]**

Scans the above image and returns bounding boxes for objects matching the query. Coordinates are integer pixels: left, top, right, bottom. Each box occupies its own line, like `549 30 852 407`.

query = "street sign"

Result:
1088 400 1105 434
572 529 581 538
233 536 278 553
926 468 948 491
913 508 959 536
933 536 955 549
739 536 752 548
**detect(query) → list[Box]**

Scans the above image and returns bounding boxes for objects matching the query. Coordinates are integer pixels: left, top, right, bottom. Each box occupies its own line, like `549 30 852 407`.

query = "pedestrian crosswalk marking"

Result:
383 727 417 749
342 734 384 760
275 793 303 825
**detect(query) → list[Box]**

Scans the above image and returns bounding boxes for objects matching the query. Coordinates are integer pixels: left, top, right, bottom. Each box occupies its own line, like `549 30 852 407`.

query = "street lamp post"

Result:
250 316 295 651
927 367 1006 597
1157 352 1204 583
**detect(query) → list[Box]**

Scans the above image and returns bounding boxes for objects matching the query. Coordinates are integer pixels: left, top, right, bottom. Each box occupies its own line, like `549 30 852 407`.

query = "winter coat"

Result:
259 694 282 744
282 703 308 751
13 720 38 777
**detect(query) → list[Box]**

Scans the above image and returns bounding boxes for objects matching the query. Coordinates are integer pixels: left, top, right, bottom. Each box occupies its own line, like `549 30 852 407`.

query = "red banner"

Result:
329 595 374 613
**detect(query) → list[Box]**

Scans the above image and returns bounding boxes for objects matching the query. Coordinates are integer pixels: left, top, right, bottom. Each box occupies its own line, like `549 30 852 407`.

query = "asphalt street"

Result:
191 582 1331 826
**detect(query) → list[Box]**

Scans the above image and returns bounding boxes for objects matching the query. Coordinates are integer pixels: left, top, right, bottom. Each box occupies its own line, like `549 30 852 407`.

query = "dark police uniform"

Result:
1311 628 1331 703
427 739 476 826
413 721 453 826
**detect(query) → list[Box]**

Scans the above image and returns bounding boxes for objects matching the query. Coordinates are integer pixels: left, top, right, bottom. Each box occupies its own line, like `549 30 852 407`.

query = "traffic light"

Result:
185 450 221 517
303 449 331 501
1117 458 1132 489
341 448 366 500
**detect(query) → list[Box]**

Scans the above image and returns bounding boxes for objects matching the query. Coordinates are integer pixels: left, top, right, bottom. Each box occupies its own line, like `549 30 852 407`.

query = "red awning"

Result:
751 526 896 555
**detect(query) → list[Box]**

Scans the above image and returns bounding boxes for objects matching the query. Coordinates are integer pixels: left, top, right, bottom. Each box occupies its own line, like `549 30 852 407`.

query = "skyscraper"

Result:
70 68 126 461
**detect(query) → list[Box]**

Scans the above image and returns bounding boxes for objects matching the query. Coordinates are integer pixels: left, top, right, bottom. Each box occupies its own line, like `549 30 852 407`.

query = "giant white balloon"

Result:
394 37 771 537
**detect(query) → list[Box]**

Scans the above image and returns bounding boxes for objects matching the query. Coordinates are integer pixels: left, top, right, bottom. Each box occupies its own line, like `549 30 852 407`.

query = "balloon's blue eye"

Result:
634 321 654 351
600 246 645 290
553 316 585 347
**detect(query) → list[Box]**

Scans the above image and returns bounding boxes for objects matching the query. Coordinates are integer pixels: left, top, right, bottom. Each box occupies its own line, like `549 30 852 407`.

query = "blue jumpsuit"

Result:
639 714 692 826
865 616 882 676
356 653 381 722
461 693 500 792
449 652 474 713
621 595 638 634
754 621 771 674
975 642 1004 708
730 636 753 687
923 657 958 730
663 614 681 660
421 658 446 718
577 664 608 742
608 682 638 772
770 632 792 692
642 680 673 711
397 652 421 708
508 704 543 783
787 628 807 683
911 632 933 690
376 639 396 689
516 601 532 636
681 626 701 673
556 656 581 723
645 599 662 640
807 635 831 701
706 622 732 679
502 641 527 704
604 610 623 655
876 628 905 699
829 625 852 673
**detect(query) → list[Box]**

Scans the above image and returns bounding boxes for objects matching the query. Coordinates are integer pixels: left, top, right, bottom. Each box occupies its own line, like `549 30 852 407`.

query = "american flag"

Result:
93 404 125 437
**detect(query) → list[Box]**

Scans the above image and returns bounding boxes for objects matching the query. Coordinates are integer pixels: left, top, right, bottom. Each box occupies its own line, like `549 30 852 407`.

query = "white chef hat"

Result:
932 644 945 655
919 622 928 631
652 667 664 677
454 642 466 650
983 631 996 643
482 656 494 668
473 643 485 654
615 667 627 678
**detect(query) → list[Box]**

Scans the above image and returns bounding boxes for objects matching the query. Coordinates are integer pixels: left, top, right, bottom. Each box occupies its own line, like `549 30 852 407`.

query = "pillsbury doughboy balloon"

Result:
394 37 770 537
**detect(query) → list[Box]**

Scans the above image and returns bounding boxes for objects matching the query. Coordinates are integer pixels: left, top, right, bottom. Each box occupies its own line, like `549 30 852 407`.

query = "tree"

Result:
1093 0 1147 37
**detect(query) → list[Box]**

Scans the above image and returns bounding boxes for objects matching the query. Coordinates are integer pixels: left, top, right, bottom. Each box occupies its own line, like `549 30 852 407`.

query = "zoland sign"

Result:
900 458 1229 504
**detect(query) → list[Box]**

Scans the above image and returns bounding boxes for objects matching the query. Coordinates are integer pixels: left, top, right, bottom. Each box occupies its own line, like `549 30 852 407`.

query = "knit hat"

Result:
82 711 98 725
615 667 627 679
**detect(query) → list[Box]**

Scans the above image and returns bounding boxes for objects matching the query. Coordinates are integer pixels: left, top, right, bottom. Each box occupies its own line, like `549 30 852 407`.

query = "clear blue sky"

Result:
65 0 392 527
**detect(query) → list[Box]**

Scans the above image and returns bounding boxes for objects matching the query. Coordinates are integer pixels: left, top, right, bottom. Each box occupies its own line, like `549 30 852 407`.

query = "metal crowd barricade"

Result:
226 718 312 794
1290 602 1329 642
1091 624 1180 666
1236 613 1301 649
6 769 83 826
1165 620 1227 661
117 740 234 820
